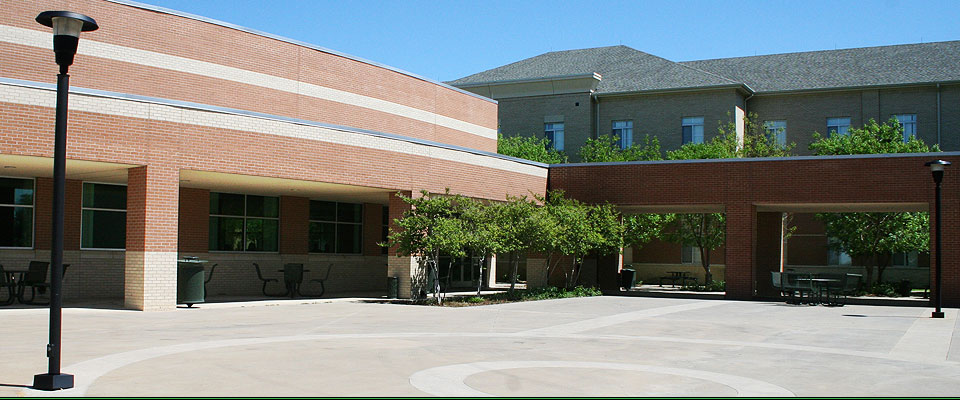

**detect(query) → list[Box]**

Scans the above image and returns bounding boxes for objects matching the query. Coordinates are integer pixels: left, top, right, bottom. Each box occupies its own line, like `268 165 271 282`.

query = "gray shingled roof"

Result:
451 41 960 95
682 41 960 92
447 45 740 93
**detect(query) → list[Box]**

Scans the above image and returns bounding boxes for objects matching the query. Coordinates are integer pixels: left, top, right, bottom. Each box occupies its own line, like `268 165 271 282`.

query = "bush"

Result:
690 280 726 292
868 282 900 297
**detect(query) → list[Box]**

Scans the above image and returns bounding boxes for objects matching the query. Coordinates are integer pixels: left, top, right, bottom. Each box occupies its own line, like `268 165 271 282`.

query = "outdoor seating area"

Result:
252 262 333 299
658 271 699 288
772 271 862 306
0 261 69 306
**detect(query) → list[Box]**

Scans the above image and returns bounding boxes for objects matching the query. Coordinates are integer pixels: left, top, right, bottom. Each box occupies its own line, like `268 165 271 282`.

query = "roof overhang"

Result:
594 83 754 99
453 73 602 99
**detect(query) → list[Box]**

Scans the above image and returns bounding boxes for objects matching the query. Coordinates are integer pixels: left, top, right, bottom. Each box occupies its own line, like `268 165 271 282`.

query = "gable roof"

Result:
681 40 960 93
451 41 960 96
447 45 742 94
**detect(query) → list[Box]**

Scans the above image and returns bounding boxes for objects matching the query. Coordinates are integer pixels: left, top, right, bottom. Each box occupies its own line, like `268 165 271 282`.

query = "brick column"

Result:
724 203 756 300
931 188 960 307
385 191 427 298
124 166 179 311
177 188 209 253
755 212 785 298
485 254 497 288
279 196 309 255
363 203 383 256
597 252 622 291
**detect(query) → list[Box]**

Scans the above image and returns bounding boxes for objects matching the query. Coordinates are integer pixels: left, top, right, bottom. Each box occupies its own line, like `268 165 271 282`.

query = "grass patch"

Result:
437 286 603 307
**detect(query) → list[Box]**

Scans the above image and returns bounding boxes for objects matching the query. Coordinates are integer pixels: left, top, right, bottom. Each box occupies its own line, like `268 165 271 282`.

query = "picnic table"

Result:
659 271 698 288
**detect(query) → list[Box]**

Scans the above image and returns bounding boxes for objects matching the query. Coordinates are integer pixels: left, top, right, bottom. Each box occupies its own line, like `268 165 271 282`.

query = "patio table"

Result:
278 267 310 298
796 278 840 305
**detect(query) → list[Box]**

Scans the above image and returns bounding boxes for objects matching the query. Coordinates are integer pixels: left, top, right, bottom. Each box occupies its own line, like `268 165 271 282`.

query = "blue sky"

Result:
142 0 960 83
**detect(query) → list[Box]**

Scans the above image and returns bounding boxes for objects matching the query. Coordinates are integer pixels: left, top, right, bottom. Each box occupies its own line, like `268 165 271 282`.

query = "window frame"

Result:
308 200 363 255
208 192 280 253
0 176 35 250
764 120 787 147
80 181 128 251
611 120 633 149
893 114 917 142
826 117 851 137
681 116 705 145
544 122 565 151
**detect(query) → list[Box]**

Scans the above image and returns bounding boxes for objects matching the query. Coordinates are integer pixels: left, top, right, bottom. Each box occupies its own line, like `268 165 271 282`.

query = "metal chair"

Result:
204 264 217 294
780 272 813 304
253 263 287 297
0 264 17 306
17 261 51 305
305 263 333 298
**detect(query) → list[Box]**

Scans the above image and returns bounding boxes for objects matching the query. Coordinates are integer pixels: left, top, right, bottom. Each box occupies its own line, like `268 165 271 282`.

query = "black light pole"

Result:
33 11 98 391
925 159 951 319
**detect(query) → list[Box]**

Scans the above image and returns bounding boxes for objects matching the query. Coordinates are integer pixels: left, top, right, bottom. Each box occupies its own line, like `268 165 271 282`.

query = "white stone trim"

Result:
124 251 178 311
0 25 497 141
0 83 546 177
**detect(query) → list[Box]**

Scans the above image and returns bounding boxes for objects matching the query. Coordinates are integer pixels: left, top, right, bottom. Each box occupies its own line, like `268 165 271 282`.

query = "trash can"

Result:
177 260 205 307
897 279 912 297
620 268 636 290
387 276 399 299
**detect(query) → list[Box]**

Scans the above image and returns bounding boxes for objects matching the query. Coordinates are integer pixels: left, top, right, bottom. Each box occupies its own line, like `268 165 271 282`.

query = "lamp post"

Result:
925 159 950 319
33 10 98 391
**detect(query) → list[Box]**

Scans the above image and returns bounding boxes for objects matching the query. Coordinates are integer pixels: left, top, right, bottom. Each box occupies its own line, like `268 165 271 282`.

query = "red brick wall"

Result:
33 178 82 251
279 196 309 255
126 166 179 252
0 0 497 152
363 203 384 256
551 155 960 305
178 187 209 253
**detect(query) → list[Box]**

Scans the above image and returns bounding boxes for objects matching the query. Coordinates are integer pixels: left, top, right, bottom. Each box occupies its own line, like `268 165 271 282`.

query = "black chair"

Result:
283 263 304 297
305 263 333 298
18 261 51 305
253 263 287 297
0 264 17 306
204 264 217 294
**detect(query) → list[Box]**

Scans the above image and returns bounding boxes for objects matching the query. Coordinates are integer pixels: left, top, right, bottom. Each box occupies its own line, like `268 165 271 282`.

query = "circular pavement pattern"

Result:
408 361 796 397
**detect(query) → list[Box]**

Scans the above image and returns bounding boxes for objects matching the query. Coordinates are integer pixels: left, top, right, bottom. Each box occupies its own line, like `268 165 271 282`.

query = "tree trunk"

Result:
508 252 519 295
700 246 712 284
876 252 891 283
476 255 485 296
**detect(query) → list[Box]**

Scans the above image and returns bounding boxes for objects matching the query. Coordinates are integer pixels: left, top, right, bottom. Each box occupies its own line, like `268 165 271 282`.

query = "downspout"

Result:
594 94 600 139
937 83 941 147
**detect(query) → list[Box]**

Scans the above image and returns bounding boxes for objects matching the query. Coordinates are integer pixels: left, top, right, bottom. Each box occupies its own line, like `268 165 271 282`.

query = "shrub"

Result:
868 282 900 297
690 280 726 292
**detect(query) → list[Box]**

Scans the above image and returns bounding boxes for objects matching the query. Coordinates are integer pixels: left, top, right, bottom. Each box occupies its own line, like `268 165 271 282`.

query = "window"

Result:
309 201 362 254
681 117 704 144
612 120 633 149
827 237 851 266
892 251 919 267
81 183 126 249
381 205 389 255
764 120 787 146
681 246 701 265
209 193 278 252
894 114 917 142
0 177 33 248
826 117 851 137
544 122 564 151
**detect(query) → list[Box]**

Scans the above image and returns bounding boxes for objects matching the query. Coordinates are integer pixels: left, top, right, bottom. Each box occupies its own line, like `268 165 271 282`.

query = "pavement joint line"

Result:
19 328 958 397
408 361 797 397
518 301 724 335
888 308 958 362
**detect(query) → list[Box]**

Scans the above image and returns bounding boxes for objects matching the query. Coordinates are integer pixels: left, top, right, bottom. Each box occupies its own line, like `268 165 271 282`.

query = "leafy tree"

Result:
666 112 794 160
662 213 725 283
385 190 466 302
811 118 936 285
491 194 549 294
497 133 568 164
623 213 672 250
458 196 505 295
579 134 662 162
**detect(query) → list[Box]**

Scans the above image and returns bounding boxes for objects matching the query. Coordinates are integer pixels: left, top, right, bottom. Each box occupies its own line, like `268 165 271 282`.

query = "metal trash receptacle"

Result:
177 260 205 307
620 268 636 290
387 276 399 299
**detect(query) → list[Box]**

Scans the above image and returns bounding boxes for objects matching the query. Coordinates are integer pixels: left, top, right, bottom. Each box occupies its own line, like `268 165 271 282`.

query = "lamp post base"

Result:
932 311 945 319
32 373 74 391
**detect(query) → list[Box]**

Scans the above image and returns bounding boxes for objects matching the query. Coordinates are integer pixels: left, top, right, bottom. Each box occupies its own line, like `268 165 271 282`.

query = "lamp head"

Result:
926 159 951 173
35 11 98 73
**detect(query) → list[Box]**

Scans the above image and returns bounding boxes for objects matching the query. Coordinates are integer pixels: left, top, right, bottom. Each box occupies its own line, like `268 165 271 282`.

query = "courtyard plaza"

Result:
1 296 958 397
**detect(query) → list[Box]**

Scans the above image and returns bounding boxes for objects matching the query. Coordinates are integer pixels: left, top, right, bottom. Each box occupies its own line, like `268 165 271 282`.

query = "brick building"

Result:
1 0 957 309
451 44 960 286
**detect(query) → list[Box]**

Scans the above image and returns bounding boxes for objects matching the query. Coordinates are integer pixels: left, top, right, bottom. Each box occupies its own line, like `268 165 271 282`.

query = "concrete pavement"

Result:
1 296 958 396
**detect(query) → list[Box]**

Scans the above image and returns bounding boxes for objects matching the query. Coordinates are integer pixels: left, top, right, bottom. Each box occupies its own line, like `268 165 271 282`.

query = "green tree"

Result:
385 190 466 302
579 134 662 162
666 112 794 160
497 133 567 164
810 118 936 285
623 213 672 250
492 194 550 294
662 213 725 284
459 196 505 295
